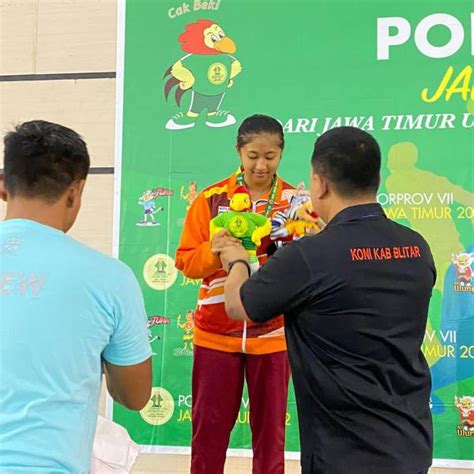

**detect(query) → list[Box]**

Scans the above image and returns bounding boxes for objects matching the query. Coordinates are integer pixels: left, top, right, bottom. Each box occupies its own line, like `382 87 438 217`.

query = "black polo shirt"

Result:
240 203 435 474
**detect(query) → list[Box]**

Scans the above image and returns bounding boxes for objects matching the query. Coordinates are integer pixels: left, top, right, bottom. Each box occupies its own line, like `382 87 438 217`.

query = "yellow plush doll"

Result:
271 195 324 240
210 186 271 272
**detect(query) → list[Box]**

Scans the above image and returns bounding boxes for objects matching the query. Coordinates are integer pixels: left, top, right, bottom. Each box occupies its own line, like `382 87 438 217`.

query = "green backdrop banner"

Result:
112 0 473 467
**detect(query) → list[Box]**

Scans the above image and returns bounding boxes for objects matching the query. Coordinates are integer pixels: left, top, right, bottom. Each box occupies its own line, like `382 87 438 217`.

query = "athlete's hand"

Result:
211 230 241 256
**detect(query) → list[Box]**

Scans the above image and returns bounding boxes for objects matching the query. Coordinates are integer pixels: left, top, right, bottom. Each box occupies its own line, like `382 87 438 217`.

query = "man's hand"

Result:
210 229 241 256
219 242 249 272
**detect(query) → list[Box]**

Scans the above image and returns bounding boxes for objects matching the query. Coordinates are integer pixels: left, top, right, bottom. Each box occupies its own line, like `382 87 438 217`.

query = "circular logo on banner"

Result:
207 62 228 85
143 254 178 291
140 387 175 426
228 215 248 238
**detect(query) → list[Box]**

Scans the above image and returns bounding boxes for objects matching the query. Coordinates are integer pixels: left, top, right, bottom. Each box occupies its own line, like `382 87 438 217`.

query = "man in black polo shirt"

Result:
220 126 435 474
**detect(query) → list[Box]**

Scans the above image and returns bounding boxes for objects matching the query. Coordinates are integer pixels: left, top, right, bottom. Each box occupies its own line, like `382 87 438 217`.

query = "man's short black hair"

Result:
3 120 90 202
311 127 381 196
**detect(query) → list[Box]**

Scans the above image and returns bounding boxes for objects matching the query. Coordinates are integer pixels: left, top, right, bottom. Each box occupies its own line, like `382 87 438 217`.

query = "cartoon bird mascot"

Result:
164 19 242 130
210 186 271 273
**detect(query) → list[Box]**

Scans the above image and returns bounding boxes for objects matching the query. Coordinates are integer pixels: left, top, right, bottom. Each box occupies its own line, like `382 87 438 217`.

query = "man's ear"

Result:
0 173 8 202
66 180 86 208
311 171 328 200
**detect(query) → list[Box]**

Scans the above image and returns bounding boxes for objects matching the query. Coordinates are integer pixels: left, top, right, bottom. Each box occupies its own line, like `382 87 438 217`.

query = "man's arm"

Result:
103 358 152 411
102 266 153 411
221 241 313 323
224 258 252 321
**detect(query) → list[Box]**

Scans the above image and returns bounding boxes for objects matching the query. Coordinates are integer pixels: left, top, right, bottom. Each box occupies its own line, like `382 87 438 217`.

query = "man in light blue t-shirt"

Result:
0 121 152 473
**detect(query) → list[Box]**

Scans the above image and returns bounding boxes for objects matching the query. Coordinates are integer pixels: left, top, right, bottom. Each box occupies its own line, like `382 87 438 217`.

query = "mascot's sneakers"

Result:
166 113 196 130
136 221 160 227
206 111 236 128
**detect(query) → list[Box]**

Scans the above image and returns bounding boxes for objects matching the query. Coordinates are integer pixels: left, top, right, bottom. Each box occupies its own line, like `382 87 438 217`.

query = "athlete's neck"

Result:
243 173 275 201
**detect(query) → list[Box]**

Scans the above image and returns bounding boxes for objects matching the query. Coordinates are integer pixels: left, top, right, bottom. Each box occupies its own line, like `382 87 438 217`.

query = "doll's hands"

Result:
252 223 271 246
251 229 265 247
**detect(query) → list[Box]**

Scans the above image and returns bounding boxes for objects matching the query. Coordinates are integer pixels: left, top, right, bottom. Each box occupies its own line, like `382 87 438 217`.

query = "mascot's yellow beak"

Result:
230 193 250 211
215 36 236 54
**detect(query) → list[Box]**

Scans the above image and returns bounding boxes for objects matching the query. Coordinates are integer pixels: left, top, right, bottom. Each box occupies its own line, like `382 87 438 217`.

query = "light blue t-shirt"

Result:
0 219 152 473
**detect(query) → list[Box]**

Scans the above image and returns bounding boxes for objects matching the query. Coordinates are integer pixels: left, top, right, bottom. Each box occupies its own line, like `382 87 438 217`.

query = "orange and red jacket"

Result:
175 170 296 355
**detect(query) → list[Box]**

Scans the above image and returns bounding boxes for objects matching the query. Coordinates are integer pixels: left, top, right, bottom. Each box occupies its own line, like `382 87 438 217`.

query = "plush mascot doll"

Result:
210 186 271 273
271 195 324 241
